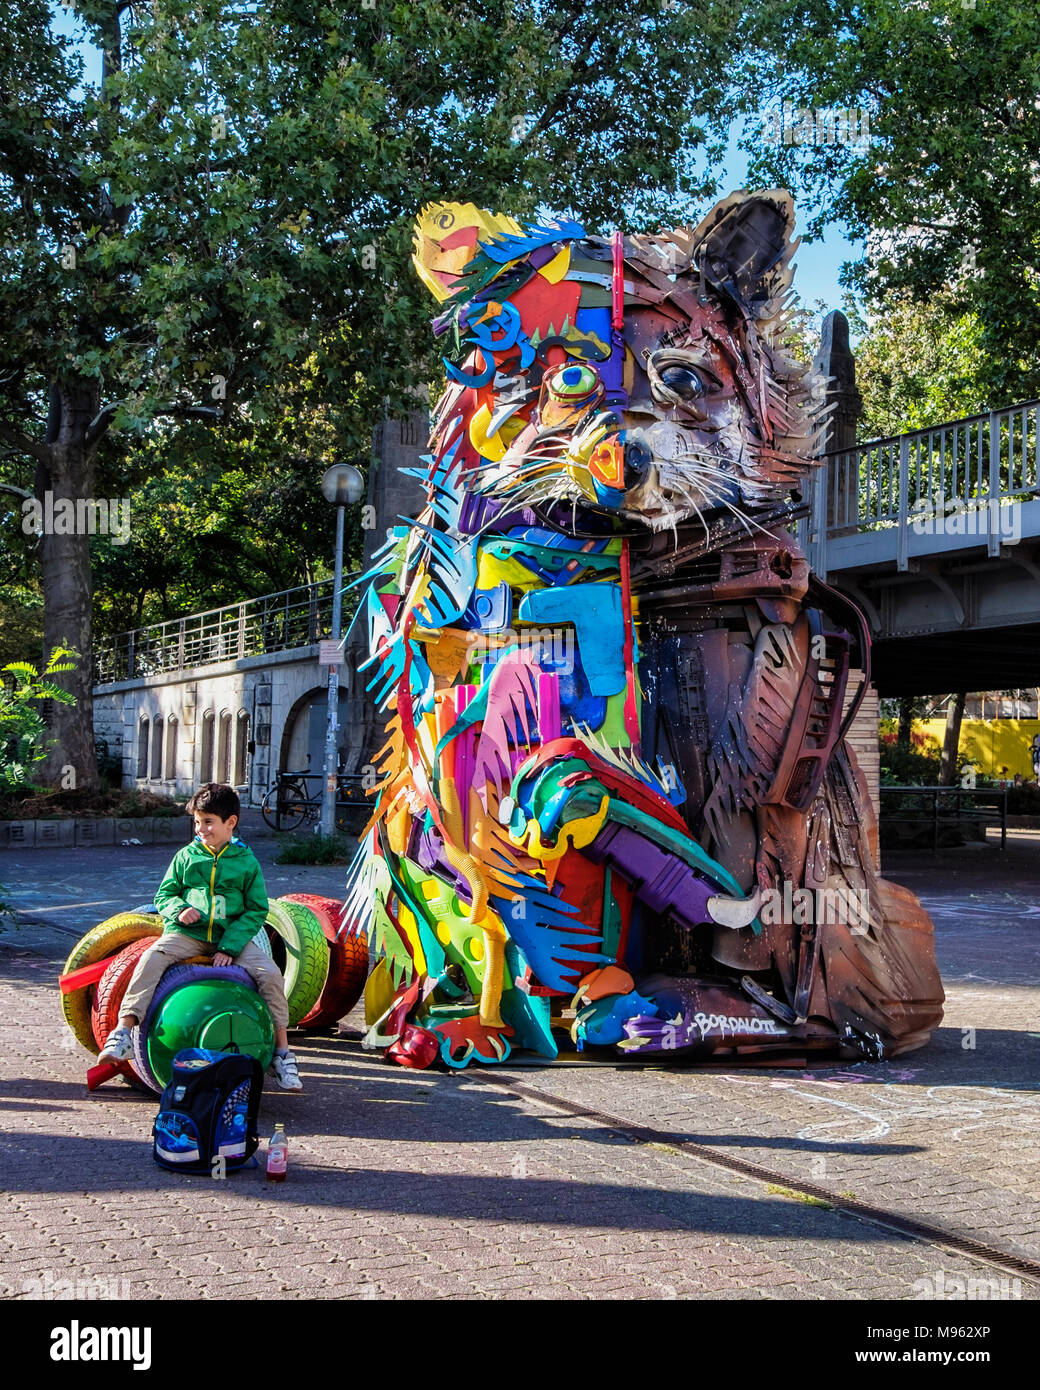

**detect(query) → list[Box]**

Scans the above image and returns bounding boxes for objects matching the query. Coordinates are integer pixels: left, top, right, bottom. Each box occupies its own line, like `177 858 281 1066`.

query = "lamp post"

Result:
319 463 365 837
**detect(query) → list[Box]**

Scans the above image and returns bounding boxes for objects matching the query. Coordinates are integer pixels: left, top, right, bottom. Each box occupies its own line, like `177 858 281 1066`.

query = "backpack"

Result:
153 1048 263 1175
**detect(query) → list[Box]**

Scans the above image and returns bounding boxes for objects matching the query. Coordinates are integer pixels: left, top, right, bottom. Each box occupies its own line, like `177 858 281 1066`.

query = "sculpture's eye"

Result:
547 364 600 400
659 365 706 400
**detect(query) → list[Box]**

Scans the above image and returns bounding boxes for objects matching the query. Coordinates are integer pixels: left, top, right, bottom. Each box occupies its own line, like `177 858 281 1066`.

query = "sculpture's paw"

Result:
616 1010 694 1055
431 1014 515 1070
573 990 660 1049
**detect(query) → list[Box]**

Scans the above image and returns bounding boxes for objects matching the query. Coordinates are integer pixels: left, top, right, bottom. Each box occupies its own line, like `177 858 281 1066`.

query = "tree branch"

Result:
0 421 49 467
85 400 229 450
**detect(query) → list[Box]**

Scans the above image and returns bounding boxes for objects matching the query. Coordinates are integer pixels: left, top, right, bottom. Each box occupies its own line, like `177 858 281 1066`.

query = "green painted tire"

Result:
141 964 275 1091
264 901 328 1026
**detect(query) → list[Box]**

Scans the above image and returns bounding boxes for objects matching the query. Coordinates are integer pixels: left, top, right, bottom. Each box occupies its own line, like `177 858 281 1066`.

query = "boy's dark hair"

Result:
186 782 240 822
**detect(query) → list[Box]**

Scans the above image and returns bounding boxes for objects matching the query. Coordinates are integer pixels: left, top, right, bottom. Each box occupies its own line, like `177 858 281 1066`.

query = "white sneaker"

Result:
270 1051 303 1091
98 1026 134 1063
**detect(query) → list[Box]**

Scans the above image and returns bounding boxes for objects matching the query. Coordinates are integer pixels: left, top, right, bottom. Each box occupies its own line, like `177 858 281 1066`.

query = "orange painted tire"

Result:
279 895 369 1030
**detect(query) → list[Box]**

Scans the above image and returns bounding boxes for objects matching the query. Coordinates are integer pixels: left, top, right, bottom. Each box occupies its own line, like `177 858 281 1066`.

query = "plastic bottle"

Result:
266 1123 288 1182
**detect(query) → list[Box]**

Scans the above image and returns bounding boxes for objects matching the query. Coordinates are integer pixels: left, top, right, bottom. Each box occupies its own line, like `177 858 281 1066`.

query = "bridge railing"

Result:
804 398 1040 574
94 579 351 682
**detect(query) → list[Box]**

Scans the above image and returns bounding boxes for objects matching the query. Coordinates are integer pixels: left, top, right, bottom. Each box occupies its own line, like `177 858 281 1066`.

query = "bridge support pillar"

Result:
813 310 863 531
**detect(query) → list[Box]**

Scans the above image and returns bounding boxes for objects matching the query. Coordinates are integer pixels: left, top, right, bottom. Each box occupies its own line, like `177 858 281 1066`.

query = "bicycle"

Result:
260 771 320 832
260 770 371 832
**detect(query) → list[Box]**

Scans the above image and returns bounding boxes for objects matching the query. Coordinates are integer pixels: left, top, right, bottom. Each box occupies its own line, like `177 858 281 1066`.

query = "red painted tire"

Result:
279 895 369 1030
90 936 156 1050
89 937 158 1091
60 913 162 1054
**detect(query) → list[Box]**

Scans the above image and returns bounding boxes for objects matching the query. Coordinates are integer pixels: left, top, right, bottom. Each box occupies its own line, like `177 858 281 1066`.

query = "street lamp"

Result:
319 463 365 837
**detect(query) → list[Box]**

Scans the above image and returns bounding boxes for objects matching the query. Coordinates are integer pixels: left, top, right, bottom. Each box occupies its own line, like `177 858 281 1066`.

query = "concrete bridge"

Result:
91 323 1040 806
800 315 1040 696
800 398 1040 696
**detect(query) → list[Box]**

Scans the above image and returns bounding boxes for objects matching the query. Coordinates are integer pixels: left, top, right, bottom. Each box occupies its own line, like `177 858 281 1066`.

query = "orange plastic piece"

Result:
577 965 635 1002
589 440 624 490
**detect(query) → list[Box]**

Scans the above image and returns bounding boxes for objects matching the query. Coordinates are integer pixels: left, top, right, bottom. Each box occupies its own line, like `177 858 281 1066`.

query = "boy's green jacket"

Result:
154 837 268 958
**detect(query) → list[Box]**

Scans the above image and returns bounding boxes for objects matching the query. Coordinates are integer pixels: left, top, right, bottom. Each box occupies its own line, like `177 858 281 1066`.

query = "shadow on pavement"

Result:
0 1122 916 1240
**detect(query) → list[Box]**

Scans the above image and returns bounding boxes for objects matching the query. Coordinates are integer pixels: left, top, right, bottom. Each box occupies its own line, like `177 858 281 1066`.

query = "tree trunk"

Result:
939 692 966 786
38 376 101 792
897 695 914 756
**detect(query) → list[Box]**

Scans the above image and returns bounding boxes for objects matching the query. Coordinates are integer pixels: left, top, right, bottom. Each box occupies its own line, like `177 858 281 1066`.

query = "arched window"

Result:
150 714 163 780
217 710 232 783
199 710 215 783
164 715 178 780
137 717 150 779
234 710 250 786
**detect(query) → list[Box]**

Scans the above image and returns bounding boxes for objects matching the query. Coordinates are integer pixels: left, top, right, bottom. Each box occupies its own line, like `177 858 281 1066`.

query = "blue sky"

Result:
48 6 859 320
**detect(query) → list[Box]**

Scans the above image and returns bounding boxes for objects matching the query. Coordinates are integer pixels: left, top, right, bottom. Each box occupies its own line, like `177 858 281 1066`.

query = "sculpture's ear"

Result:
690 189 798 313
412 201 522 303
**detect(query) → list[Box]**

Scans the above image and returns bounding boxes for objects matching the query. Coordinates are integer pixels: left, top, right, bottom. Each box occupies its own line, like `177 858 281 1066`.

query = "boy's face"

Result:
194 811 237 850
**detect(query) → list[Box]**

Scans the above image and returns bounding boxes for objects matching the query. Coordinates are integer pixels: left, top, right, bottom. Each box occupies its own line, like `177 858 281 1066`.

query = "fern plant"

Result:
0 647 77 793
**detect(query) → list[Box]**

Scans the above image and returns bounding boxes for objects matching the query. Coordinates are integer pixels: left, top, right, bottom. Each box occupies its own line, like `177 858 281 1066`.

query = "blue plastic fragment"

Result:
518 583 626 697
464 582 512 633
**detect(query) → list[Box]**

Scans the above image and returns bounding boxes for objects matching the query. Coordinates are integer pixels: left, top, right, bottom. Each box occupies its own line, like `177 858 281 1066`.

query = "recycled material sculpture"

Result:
346 189 944 1070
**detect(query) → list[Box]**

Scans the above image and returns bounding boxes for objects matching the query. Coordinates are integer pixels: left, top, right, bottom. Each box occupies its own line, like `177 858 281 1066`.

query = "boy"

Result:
99 782 303 1090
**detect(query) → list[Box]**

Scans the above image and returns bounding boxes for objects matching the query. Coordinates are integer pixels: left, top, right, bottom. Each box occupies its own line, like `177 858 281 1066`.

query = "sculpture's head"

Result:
413 190 827 534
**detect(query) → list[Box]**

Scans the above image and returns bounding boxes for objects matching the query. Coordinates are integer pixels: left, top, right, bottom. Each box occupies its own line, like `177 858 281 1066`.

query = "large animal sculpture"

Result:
345 190 944 1070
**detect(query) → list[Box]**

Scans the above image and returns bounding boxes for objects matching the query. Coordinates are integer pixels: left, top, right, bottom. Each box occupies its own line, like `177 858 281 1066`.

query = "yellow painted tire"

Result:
59 913 162 1053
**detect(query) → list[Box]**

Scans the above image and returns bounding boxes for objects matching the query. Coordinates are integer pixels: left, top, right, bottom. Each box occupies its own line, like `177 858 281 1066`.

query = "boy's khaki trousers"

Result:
121 930 290 1029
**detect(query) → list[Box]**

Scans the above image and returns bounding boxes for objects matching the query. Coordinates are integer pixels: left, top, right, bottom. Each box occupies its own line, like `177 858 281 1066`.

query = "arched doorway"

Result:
278 687 352 781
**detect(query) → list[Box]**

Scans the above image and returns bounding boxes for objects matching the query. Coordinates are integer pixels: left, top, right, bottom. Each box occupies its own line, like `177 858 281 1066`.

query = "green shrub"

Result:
0 648 76 792
274 832 353 865
1006 784 1040 814
880 748 941 785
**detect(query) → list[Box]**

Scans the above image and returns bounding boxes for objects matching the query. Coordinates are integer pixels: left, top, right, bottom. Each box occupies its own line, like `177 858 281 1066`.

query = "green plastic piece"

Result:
601 866 622 961
484 537 621 579
396 858 488 996
596 689 631 747
500 941 557 1058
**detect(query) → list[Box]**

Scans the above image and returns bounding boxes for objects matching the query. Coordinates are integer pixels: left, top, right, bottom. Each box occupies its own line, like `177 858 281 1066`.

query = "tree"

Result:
939 692 966 787
741 1 1040 407
1 0 747 790
847 292 986 441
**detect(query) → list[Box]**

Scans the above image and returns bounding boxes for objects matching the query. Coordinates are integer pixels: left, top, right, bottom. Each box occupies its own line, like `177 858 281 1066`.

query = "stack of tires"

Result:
58 897 368 1091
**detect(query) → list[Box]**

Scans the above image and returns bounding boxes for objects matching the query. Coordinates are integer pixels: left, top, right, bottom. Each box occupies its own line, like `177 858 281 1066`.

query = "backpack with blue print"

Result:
153 1049 263 1175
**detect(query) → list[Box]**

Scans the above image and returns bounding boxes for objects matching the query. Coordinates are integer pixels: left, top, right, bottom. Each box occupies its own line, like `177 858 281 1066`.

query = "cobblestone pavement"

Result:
0 830 1037 1299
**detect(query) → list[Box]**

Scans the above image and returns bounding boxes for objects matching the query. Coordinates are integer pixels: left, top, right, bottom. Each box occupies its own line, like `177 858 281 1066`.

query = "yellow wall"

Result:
919 718 1040 778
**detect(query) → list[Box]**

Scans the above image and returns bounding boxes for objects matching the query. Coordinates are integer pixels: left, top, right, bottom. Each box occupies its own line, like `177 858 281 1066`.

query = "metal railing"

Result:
94 579 357 682
803 398 1040 573
879 784 1008 852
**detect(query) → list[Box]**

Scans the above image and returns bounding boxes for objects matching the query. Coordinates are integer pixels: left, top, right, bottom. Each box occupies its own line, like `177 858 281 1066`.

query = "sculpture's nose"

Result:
624 437 653 489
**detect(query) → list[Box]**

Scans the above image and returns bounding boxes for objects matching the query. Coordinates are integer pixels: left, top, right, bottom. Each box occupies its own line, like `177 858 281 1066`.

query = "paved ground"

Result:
0 825 1037 1300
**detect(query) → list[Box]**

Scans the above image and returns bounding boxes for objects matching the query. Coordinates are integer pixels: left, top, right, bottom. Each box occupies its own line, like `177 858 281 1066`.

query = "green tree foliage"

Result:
0 647 77 792
1 0 746 787
741 1 1040 407
848 292 987 441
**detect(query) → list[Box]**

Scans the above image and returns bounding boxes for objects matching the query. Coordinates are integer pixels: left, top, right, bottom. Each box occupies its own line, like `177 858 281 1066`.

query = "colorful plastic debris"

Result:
347 189 943 1069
